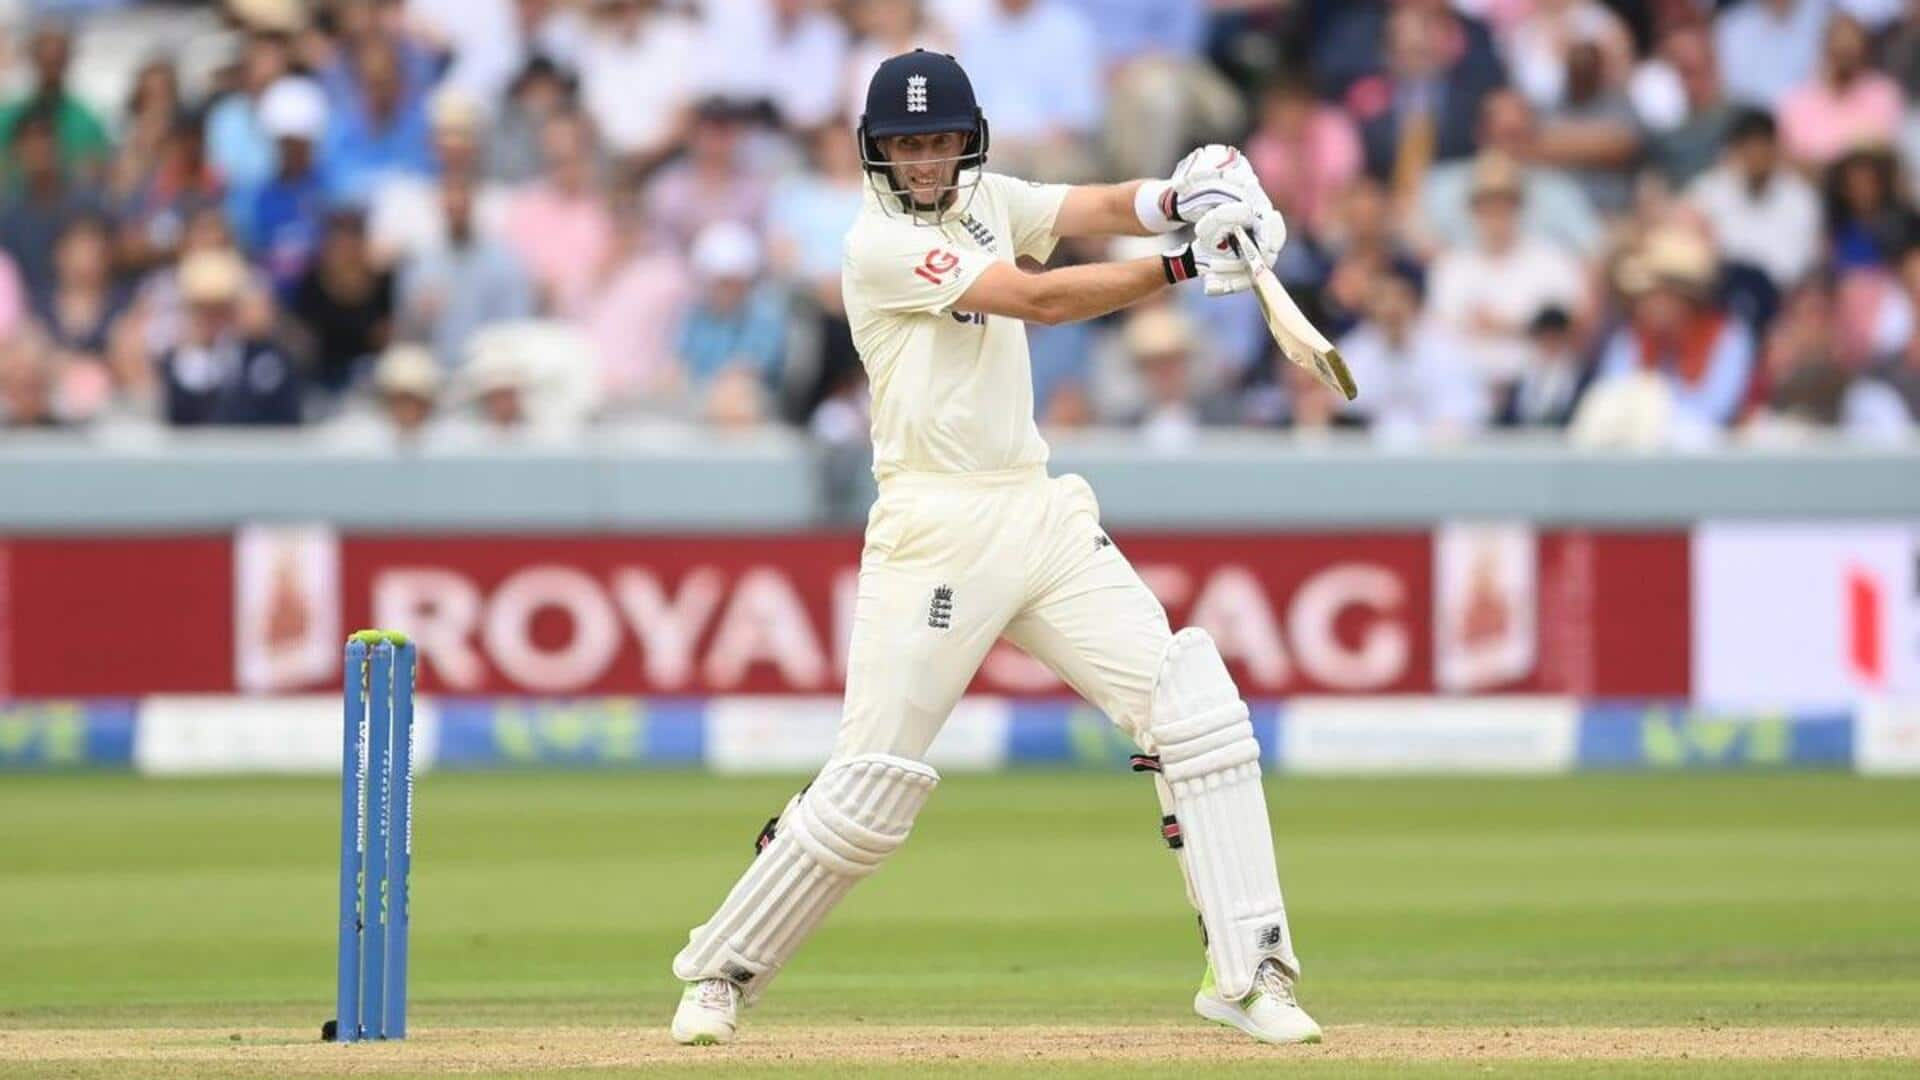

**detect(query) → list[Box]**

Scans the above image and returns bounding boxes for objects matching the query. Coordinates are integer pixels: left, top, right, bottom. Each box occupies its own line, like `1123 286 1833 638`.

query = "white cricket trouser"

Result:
835 466 1173 759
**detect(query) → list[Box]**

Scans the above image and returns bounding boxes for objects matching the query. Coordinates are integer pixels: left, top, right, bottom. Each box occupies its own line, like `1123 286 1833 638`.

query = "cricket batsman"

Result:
671 50 1317 1047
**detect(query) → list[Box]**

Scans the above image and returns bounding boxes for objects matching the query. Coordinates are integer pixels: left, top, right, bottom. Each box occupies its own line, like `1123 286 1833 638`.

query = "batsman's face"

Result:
880 131 966 205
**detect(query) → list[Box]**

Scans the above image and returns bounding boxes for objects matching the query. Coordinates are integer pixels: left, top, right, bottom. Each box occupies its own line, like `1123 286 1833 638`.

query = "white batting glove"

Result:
1192 203 1288 297
1135 143 1270 234
1171 143 1271 220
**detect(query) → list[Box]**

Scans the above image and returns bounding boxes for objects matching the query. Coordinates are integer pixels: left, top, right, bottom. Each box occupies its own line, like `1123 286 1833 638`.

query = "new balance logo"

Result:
1094 533 1112 551
928 585 953 629
906 75 928 113
1256 924 1284 950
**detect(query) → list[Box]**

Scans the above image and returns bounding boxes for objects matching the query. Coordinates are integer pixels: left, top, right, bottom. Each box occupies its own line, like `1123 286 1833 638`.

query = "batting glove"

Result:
1135 143 1270 234
1191 203 1288 297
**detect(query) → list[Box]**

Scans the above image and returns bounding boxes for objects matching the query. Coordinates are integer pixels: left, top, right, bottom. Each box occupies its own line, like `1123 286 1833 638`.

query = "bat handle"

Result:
1229 226 1265 273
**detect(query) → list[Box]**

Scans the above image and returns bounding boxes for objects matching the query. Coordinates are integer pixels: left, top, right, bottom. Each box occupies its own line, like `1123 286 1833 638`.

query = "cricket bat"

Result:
1231 226 1358 401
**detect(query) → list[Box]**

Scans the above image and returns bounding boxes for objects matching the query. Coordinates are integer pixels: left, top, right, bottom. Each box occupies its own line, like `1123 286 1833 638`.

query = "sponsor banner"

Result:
0 530 1689 697
8 696 1915 773
0 700 137 770
1277 697 1578 774
1693 523 1920 707
1434 522 1538 693
434 697 702 770
234 525 341 694
1 536 233 695
1576 703 1855 770
133 695 384 775
1854 700 1920 775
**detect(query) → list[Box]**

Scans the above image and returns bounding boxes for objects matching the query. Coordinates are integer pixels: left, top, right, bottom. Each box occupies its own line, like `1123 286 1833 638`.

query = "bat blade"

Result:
1231 227 1359 401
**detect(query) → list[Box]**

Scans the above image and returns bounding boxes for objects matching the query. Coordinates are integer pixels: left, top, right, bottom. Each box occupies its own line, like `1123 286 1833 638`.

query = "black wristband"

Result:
1160 246 1197 285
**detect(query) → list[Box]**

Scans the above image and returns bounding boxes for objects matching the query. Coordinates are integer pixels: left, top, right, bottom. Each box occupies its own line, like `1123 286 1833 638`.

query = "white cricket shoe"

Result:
671 978 740 1045
1193 958 1323 1045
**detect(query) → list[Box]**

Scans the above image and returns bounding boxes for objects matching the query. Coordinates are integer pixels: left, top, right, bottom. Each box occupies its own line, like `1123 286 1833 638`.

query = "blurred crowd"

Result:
2 0 1919 451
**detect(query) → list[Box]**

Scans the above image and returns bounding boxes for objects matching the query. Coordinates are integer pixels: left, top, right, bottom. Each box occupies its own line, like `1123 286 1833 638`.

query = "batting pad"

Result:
1150 628 1297 1000
673 753 939 1001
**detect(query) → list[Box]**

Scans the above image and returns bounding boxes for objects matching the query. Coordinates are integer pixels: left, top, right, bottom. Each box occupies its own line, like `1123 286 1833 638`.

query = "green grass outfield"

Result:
1 771 1917 1076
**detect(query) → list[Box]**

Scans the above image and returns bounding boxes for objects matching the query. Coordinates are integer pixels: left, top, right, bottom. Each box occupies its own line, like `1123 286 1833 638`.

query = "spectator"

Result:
0 21 111 180
128 205 275 393
1503 0 1635 112
1825 146 1920 273
1060 0 1243 178
462 341 536 438
1245 76 1363 239
1592 227 1756 428
161 249 303 426
501 111 614 317
1120 304 1229 453
0 334 61 428
1349 3 1503 207
1779 15 1904 171
1311 177 1414 342
1427 153 1589 384
844 0 956 128
676 222 787 426
587 194 693 411
1749 280 1916 443
577 0 700 175
0 107 104 301
1635 23 1739 188
396 172 535 367
768 123 866 419
247 78 332 295
1316 0 1505 102
1687 110 1823 292
108 59 185 212
116 111 224 274
289 208 394 396
959 0 1103 182
444 334 587 445
369 89 510 267
206 29 295 228
1418 89 1602 256
1495 306 1589 427
506 0 592 74
323 39 437 205
29 213 136 417
698 0 851 132
404 0 521 103
1336 261 1487 445
1715 0 1832 109
645 99 770 255
487 58 577 187
1533 38 1642 215
371 341 441 445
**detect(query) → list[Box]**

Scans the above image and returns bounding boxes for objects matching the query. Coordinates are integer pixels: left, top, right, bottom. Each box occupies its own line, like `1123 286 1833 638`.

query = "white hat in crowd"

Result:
227 0 310 34
179 249 249 305
374 345 442 399
465 340 534 395
690 221 762 282
259 77 328 142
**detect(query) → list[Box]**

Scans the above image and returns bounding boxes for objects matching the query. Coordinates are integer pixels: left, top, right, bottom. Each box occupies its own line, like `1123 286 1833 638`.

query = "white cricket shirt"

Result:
841 170 1070 481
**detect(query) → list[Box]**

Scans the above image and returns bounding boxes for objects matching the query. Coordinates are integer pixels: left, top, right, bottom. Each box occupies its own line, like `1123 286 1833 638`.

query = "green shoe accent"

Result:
689 1034 717 1046
1196 960 1263 1007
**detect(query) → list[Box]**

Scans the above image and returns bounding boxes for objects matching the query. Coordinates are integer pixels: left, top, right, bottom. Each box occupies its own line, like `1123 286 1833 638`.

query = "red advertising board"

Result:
0 529 1690 697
